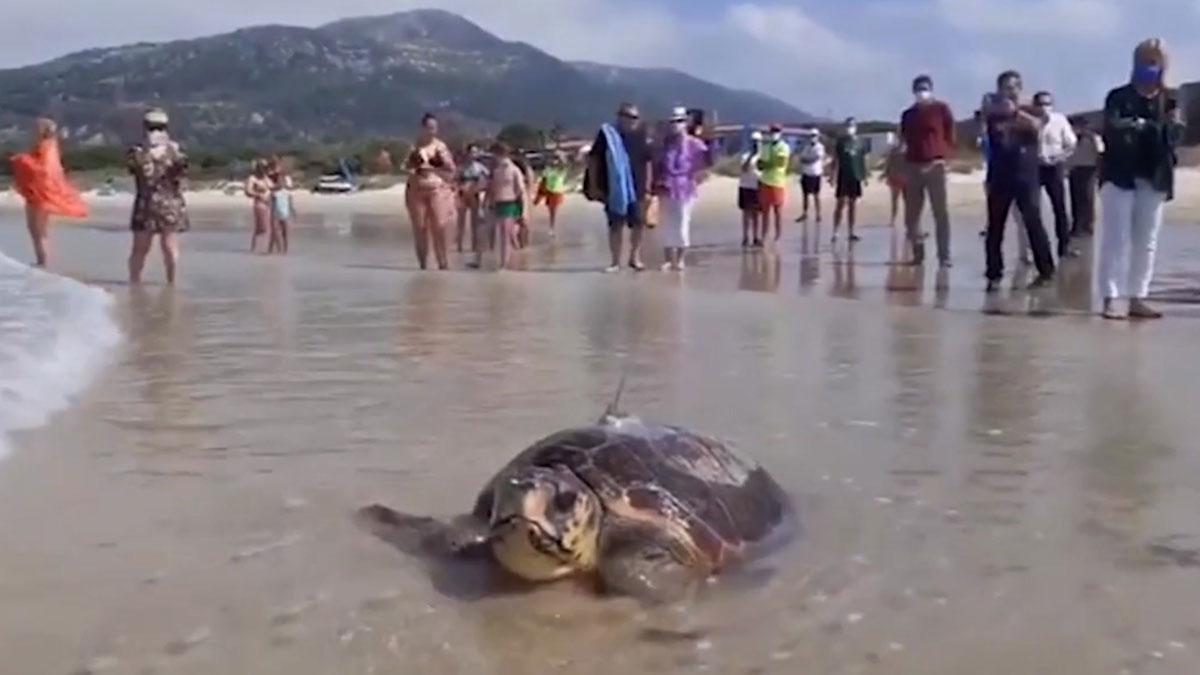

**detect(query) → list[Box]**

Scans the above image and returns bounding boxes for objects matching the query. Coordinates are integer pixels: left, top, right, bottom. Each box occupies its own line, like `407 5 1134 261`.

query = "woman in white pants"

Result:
1097 39 1184 320
653 108 711 271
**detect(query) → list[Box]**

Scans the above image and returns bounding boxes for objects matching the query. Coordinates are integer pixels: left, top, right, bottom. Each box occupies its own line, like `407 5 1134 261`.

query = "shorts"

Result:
543 192 565 209
800 175 822 196
758 184 786 209
836 175 863 200
606 202 644 229
737 187 760 211
494 200 523 219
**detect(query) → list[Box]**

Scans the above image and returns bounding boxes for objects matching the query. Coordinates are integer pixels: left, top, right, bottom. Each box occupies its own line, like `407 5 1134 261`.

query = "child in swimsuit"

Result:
268 164 295 255
472 142 527 270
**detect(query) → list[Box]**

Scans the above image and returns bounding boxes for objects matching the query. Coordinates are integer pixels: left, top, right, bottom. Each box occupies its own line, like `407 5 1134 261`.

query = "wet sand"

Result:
3 178 1200 674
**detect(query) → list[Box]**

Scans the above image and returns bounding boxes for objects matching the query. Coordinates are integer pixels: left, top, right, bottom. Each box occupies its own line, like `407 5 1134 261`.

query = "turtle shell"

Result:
473 417 793 571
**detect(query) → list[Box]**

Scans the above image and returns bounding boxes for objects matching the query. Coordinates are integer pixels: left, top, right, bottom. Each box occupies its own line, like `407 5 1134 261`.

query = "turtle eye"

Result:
553 490 578 512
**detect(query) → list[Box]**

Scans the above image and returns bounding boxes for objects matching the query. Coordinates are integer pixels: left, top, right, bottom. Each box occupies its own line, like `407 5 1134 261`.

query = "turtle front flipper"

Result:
597 522 705 604
356 504 490 559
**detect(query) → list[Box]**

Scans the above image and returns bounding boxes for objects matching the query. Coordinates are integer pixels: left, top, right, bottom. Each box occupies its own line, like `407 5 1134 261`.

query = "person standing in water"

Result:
9 118 88 268
1067 116 1104 238
127 108 189 285
795 127 826 224
267 161 295 255
900 74 956 266
405 113 457 270
535 152 569 237
1033 90 1079 259
738 131 764 247
455 144 490 253
244 159 272 254
757 124 791 242
653 107 710 271
585 103 652 272
982 71 1056 292
1097 38 1184 320
471 142 528 271
830 118 868 243
883 139 907 229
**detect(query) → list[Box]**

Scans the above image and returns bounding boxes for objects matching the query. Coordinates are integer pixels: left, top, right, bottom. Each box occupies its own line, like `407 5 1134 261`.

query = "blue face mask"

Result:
1133 64 1162 85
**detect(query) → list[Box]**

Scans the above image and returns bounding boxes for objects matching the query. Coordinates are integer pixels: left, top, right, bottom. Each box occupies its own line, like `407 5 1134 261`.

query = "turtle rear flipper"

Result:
356 504 490 559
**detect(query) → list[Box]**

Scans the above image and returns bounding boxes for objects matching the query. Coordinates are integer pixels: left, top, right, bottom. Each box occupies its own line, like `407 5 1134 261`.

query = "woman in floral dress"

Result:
127 108 189 285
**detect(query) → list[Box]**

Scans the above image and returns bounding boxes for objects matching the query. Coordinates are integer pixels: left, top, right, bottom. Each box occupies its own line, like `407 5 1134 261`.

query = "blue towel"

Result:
600 123 637 218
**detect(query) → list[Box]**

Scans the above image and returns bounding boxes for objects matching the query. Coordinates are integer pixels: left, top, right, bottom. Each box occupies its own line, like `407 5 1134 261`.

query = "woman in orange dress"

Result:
10 118 88 267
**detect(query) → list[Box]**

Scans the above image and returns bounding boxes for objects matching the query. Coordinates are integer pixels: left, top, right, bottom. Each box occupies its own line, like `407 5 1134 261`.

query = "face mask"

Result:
672 122 688 135
1039 105 1053 114
846 126 858 136
914 90 932 103
1133 63 1162 86
147 130 169 147
770 132 782 142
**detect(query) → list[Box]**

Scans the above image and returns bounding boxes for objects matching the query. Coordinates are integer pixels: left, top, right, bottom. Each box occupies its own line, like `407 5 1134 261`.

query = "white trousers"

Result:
660 196 696 248
1098 180 1166 299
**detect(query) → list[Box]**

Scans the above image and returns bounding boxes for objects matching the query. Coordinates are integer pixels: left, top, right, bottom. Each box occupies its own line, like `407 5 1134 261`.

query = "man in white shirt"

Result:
795 128 826 223
1034 91 1078 258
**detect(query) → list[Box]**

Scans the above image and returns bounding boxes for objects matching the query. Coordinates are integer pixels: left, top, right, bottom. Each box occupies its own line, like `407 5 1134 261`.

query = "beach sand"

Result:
2 174 1200 674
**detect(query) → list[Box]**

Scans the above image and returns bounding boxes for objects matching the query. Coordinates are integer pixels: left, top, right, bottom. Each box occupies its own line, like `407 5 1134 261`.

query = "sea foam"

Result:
0 252 121 459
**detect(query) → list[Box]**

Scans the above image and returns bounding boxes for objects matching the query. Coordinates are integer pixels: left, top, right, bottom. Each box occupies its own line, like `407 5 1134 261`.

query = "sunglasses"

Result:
618 112 640 120
145 123 168 132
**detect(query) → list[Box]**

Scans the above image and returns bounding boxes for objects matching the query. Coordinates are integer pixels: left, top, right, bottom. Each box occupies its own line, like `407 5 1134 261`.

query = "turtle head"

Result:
488 466 602 582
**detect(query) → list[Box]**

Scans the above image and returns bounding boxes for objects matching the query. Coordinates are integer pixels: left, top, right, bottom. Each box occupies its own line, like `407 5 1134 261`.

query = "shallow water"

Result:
2 197 1200 674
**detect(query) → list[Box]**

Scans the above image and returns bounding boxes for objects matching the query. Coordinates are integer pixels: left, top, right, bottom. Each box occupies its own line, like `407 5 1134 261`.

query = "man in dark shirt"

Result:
586 102 652 272
899 74 956 266
982 70 1056 292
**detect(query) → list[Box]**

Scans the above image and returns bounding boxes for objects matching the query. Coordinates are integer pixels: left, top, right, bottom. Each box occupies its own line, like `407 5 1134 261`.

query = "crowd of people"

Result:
4 39 1184 319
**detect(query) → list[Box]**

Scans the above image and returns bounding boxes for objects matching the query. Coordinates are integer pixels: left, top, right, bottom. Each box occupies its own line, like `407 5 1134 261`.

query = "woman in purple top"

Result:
653 107 710 271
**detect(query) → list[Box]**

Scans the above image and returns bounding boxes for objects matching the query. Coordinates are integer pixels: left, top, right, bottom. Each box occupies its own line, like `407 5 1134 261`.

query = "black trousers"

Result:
1068 166 1098 235
986 180 1055 280
1038 164 1071 255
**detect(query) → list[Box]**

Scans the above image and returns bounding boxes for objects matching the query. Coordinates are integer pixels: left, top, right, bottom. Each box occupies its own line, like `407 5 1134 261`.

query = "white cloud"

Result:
2 0 1198 119
936 0 1121 38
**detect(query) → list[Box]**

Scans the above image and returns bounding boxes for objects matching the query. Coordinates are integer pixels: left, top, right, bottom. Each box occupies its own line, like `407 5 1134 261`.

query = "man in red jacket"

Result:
900 74 956 267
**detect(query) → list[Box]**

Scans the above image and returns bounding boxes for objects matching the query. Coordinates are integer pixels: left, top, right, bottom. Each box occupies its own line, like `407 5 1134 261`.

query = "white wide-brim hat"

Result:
143 108 170 125
669 106 688 122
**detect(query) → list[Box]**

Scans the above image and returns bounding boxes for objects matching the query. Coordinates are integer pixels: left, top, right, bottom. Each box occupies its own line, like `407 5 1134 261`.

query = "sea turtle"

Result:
358 389 795 603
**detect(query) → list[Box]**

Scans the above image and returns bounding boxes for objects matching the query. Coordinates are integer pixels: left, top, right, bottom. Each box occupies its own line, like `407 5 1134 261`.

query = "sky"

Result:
1 0 1199 120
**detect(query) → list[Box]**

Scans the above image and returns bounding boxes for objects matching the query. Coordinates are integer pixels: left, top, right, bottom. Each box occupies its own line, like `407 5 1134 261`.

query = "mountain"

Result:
0 9 812 148
570 62 811 128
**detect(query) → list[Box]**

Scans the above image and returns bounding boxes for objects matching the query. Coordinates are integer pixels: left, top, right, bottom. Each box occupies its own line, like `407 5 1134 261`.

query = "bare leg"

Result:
279 219 289 254
129 231 154 284
548 203 559 235
430 194 450 271
25 206 49 268
455 195 467 253
772 207 783 242
628 225 645 267
160 232 179 285
848 199 859 241
498 218 514 269
406 192 430 270
814 195 822 223
832 199 845 240
890 187 900 227
267 216 280 255
741 211 751 246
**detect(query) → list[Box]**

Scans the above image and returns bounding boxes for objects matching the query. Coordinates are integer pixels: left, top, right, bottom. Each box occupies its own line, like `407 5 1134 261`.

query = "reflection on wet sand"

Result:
6 198 1200 674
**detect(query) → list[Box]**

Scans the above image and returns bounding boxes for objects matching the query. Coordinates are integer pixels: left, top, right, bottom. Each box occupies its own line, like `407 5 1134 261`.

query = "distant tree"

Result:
497 123 542 150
